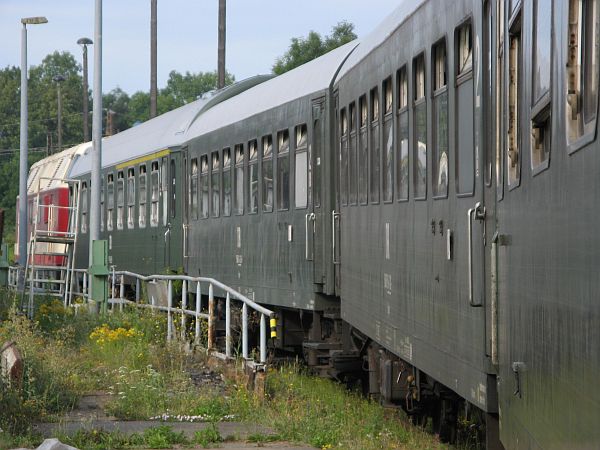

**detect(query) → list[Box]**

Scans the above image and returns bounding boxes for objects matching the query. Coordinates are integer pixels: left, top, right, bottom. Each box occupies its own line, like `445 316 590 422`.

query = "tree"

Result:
0 52 84 235
161 69 234 107
273 21 357 75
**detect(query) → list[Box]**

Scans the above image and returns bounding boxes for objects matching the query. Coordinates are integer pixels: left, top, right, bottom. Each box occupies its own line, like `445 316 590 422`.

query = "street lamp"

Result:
18 16 47 272
77 37 93 142
53 74 66 153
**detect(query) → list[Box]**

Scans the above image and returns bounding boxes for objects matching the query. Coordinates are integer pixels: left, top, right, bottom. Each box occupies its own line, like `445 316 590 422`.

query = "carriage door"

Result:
163 151 184 271
454 20 487 347
310 98 327 291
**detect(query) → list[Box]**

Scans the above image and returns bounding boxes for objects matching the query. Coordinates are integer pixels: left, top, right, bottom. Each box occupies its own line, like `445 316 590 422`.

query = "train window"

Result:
200 155 209 219
117 171 124 230
127 168 135 229
456 22 476 195
248 140 258 214
170 159 176 219
100 180 105 232
139 165 147 228
107 174 114 231
234 144 244 215
161 158 168 226
262 135 273 213
484 1 493 186
223 148 232 217
531 0 552 172
211 151 220 217
370 87 380 204
277 130 290 210
349 102 358 205
567 0 600 150
507 17 522 187
397 66 409 201
382 78 394 202
357 97 368 204
340 108 349 207
458 23 473 75
150 162 159 227
81 182 88 234
496 0 506 200
190 159 198 220
533 0 552 105
413 54 427 199
295 124 308 208
433 41 449 198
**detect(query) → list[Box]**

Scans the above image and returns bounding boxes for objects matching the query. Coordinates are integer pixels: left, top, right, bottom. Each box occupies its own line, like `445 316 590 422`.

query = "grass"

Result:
0 290 444 450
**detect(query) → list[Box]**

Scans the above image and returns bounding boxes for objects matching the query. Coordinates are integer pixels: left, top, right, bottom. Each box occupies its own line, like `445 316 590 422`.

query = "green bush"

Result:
193 423 222 448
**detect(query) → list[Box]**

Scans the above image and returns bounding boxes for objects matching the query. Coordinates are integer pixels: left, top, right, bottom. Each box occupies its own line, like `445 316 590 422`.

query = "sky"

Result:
0 0 402 95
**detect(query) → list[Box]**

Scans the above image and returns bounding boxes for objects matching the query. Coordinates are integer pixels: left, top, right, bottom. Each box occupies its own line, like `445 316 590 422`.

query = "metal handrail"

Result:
113 270 274 317
109 270 273 365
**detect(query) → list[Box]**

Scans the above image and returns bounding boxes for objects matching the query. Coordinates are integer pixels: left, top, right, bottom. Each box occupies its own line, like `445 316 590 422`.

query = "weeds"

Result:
193 423 223 448
0 297 443 450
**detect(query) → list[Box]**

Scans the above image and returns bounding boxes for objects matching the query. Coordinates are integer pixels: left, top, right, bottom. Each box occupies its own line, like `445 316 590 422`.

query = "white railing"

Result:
108 270 273 365
9 266 274 366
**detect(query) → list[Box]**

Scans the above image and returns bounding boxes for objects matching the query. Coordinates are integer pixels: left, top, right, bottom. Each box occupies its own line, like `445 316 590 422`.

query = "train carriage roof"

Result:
184 41 358 139
68 75 271 177
335 0 425 80
28 142 91 194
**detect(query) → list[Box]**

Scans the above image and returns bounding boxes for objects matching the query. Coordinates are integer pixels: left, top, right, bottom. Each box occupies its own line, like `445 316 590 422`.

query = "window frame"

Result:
340 107 349 207
348 101 358 206
222 147 232 217
294 124 309 209
382 76 394 203
530 0 553 176
190 158 199 220
413 52 428 201
261 134 274 213
507 10 523 189
247 139 259 214
81 181 88 234
116 170 125 230
369 86 381 204
106 172 116 231
211 150 221 218
432 37 450 199
566 0 600 154
356 94 371 205
200 154 209 219
127 167 136 229
138 164 147 228
396 65 410 202
150 161 159 227
276 129 290 211
454 18 477 197
234 144 244 215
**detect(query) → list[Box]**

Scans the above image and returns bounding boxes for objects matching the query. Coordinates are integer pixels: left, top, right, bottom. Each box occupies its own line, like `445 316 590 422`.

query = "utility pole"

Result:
77 38 93 142
53 74 65 153
150 0 157 118
18 16 47 271
217 0 226 89
90 0 102 263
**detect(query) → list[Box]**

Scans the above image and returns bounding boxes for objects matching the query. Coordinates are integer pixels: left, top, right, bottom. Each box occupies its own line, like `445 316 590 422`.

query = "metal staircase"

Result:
21 178 81 316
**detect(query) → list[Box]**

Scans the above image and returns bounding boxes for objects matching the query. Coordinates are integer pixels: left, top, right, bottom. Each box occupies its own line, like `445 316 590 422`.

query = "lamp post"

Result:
53 74 66 153
18 16 47 271
150 0 157 118
77 37 93 142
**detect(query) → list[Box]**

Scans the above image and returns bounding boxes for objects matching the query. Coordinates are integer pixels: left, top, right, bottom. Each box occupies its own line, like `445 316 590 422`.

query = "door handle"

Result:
332 210 340 264
164 223 171 243
467 202 486 307
183 224 189 258
305 213 315 261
